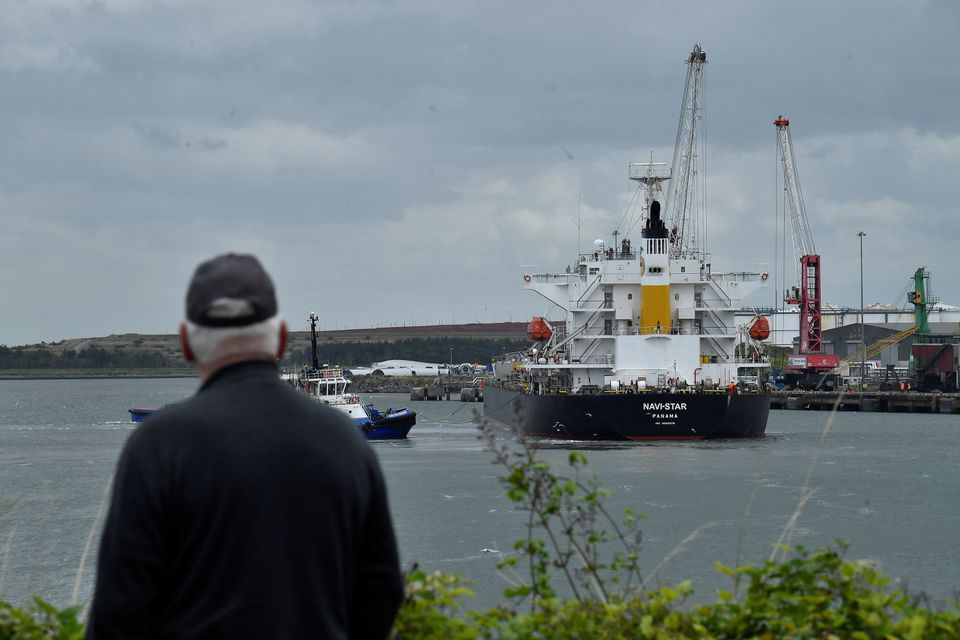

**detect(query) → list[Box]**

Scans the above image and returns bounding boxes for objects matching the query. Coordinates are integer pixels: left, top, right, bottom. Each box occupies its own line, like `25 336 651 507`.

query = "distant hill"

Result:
12 322 528 352
1 322 531 376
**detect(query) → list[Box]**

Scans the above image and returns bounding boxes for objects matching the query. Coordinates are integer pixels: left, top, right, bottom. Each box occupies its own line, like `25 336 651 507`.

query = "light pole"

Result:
858 231 866 389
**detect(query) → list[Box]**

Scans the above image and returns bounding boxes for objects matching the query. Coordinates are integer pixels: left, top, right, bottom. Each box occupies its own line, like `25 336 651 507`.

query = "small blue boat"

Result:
128 407 159 423
362 405 416 440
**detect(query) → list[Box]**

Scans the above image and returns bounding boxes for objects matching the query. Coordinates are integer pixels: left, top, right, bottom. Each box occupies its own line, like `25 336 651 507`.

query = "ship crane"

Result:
664 44 707 260
775 115 839 384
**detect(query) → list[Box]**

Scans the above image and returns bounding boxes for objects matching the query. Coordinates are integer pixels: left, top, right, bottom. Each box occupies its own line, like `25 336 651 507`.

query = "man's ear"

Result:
277 320 289 361
179 323 196 363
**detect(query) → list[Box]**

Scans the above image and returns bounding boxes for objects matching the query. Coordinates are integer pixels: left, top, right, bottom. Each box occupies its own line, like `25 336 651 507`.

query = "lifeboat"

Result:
749 315 770 341
527 316 553 342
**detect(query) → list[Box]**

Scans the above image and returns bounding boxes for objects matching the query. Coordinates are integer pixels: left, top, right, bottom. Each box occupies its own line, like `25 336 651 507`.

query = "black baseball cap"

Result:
185 253 278 327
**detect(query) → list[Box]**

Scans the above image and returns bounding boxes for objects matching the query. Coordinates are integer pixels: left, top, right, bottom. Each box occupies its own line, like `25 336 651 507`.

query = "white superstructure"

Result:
522 159 768 392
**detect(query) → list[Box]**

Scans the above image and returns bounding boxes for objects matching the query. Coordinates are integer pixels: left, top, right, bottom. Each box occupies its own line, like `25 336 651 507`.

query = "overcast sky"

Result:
2 0 958 345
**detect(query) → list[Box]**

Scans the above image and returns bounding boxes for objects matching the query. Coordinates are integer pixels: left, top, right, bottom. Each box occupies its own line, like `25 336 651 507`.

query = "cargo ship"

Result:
483 44 771 441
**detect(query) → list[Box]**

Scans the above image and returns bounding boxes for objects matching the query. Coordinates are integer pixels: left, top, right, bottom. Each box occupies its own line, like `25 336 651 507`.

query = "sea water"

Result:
0 378 957 612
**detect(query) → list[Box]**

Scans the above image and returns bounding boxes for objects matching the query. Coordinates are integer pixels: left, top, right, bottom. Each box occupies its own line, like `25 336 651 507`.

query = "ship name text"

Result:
643 402 687 411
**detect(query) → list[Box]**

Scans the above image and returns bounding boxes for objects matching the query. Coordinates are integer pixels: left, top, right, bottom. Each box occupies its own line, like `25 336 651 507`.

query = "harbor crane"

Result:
776 115 840 385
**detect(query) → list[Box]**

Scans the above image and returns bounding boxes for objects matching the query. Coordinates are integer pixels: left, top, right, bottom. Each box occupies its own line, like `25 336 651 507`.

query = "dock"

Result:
770 390 960 413
410 384 484 402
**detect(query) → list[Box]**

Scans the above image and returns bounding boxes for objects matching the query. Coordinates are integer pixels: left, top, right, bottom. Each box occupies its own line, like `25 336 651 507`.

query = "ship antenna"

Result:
578 183 582 256
571 182 589 259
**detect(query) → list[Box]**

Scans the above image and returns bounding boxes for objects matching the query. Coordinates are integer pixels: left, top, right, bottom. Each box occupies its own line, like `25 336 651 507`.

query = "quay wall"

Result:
770 390 960 414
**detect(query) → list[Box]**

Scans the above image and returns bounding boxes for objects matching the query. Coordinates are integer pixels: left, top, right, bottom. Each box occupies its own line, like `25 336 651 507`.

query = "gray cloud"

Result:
1 0 957 345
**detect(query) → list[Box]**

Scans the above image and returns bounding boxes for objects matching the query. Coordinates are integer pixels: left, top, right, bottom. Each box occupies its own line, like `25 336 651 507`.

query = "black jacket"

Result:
88 361 403 639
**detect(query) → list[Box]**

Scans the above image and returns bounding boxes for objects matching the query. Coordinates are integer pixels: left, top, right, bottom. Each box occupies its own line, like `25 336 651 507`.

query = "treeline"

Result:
0 337 531 371
288 337 530 368
0 345 183 370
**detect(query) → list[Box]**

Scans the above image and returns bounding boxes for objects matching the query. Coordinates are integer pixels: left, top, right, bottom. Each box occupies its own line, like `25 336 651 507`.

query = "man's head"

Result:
180 253 288 378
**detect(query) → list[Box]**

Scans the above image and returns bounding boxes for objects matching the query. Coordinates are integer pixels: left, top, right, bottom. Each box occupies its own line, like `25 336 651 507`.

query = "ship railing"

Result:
566 353 615 365
577 250 637 263
574 325 735 337
711 271 764 284
528 273 584 284
703 276 736 309
575 273 603 308
299 368 345 381
577 304 615 312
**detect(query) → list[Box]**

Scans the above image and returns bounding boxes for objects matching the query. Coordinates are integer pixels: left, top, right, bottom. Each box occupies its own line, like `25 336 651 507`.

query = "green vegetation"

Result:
2 420 957 638
0 335 529 378
764 344 791 372
0 368 193 379
0 344 184 371
0 598 83 640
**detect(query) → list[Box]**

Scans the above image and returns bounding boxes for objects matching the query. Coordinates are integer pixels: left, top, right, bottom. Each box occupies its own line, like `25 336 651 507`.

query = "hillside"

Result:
1 322 531 377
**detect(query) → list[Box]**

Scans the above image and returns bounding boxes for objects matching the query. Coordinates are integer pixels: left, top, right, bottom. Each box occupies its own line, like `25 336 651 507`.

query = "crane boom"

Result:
665 44 707 259
776 115 829 357
775 116 816 267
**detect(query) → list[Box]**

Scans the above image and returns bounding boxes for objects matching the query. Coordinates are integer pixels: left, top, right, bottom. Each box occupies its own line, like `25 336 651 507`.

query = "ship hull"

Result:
483 385 769 440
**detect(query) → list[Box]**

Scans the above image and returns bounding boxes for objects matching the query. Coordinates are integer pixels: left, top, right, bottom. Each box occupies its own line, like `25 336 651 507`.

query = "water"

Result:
0 378 958 613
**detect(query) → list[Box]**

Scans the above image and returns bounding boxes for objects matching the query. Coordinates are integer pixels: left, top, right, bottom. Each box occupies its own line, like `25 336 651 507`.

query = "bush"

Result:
0 598 83 640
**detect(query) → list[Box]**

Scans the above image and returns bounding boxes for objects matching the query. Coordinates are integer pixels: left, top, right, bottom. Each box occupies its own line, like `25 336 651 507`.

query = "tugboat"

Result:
285 313 416 440
483 44 770 441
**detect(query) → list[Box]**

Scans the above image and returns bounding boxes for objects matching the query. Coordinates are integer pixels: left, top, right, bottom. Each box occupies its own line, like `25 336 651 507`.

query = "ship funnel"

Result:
643 200 668 239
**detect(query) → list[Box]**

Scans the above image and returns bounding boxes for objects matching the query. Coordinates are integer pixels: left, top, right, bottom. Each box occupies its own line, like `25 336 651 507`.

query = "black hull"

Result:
483 386 769 440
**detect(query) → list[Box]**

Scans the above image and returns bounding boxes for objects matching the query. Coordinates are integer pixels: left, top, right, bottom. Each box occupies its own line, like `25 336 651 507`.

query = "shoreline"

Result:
0 371 197 381
0 372 442 393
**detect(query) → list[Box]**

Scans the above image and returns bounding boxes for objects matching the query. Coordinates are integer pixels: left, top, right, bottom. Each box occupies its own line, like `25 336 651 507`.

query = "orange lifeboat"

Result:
527 316 553 342
749 315 770 341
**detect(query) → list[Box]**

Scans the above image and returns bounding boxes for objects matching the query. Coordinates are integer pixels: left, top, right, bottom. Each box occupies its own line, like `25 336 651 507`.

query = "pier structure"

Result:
770 390 960 413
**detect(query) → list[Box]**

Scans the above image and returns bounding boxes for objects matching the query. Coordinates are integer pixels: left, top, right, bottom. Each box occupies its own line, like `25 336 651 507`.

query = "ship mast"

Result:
309 312 320 369
664 43 707 260
629 153 669 210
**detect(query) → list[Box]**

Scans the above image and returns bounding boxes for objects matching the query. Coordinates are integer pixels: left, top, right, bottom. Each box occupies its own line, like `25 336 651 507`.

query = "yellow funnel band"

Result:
640 285 671 335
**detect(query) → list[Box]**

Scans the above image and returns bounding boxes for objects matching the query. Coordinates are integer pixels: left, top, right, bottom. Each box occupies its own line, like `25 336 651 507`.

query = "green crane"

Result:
907 267 941 384
907 267 938 337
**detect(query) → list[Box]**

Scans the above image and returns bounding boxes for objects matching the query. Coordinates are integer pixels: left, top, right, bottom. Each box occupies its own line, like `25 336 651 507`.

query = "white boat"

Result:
283 366 416 440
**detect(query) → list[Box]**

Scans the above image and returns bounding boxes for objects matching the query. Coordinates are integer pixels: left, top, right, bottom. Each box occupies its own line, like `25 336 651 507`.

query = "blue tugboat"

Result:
284 365 416 440
282 313 416 440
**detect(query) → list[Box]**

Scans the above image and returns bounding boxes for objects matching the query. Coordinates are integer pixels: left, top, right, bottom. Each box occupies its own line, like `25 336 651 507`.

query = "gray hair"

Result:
184 314 283 365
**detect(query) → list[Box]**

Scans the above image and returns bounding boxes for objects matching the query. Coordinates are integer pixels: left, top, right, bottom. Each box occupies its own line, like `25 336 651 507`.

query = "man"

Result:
89 253 403 639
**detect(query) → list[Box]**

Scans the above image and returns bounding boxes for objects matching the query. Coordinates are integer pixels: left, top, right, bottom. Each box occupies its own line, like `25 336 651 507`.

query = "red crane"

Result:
775 116 839 380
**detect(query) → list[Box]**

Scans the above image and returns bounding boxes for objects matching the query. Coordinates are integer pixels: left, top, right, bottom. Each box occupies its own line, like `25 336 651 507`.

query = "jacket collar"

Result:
199 359 280 392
